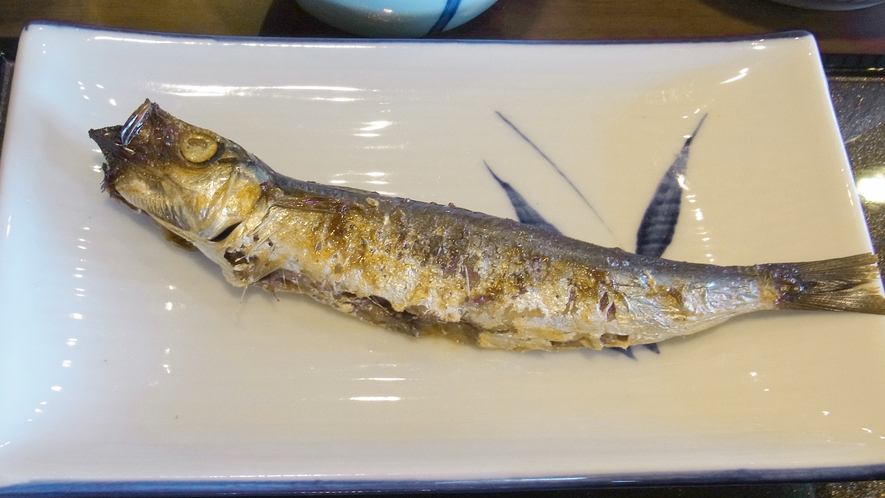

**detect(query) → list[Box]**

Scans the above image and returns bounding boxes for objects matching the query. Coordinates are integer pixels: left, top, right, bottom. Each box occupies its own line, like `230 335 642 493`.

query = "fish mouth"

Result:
119 99 156 146
90 122 186 229
88 124 129 199
88 99 159 199
89 99 157 156
88 124 124 155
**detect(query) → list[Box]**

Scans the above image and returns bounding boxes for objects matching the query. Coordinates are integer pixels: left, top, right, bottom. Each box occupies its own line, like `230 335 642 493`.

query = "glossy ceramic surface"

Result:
295 0 498 37
1 24 884 492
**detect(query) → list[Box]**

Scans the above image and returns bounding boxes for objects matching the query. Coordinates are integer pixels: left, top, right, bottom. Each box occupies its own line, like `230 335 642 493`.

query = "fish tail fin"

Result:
763 253 885 315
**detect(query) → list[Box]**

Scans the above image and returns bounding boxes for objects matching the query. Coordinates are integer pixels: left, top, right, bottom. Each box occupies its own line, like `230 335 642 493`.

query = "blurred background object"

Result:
295 0 498 37
2 0 885 54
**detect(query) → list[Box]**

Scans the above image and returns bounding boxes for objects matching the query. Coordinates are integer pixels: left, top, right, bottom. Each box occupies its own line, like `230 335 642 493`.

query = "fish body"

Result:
89 100 885 351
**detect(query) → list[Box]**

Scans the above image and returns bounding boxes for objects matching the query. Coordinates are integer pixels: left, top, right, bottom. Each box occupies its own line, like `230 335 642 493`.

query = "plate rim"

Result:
3 462 885 495
20 19 814 48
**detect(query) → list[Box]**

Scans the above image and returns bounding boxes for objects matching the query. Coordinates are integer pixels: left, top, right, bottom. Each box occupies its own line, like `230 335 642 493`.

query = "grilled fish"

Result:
89 100 885 351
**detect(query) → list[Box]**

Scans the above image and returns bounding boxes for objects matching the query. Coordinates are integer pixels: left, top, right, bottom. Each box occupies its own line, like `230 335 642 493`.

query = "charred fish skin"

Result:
89 100 885 351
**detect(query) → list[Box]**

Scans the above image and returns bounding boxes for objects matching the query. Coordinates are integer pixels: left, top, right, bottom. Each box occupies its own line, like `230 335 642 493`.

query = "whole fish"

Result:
89 100 885 351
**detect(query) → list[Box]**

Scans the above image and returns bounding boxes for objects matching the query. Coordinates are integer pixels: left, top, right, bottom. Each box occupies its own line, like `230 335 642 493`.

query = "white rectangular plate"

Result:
1 23 884 493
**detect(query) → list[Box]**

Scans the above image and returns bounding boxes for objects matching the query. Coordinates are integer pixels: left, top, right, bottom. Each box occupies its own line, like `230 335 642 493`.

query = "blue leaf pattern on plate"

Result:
635 115 707 258
495 111 614 239
484 161 560 233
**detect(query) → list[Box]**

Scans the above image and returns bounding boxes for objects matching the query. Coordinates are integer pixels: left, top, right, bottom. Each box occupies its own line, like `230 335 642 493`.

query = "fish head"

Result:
89 100 268 244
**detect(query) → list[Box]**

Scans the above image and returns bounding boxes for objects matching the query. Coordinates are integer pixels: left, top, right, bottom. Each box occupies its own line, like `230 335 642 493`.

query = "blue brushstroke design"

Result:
635 115 707 259
617 346 636 359
495 111 615 239
485 161 560 233
427 0 461 36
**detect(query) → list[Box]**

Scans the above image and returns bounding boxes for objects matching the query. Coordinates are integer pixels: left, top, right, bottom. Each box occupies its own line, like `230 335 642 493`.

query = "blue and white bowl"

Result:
296 0 499 37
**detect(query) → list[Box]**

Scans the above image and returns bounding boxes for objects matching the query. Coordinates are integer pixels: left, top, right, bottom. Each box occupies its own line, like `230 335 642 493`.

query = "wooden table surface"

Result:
2 0 885 54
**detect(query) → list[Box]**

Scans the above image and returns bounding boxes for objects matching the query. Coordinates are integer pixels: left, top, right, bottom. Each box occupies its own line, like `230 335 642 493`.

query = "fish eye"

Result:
180 133 219 164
